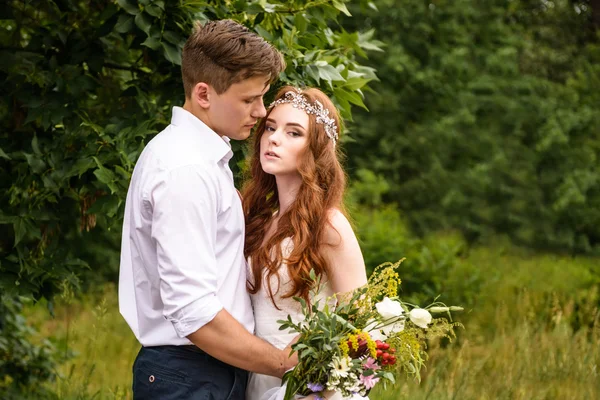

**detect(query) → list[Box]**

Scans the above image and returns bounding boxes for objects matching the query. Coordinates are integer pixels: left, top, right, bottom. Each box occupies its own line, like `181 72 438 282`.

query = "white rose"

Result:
409 308 432 328
375 297 404 320
368 328 388 342
382 320 405 335
364 318 378 331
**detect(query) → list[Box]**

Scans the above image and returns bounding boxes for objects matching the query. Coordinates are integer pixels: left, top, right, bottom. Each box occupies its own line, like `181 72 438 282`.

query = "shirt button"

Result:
149 375 155 383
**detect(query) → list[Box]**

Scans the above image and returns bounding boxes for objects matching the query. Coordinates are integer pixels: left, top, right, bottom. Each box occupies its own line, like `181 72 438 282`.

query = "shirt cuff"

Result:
166 294 224 338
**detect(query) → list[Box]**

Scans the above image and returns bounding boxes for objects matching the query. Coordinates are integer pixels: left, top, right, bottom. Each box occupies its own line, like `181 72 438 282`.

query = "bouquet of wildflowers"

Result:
278 260 462 399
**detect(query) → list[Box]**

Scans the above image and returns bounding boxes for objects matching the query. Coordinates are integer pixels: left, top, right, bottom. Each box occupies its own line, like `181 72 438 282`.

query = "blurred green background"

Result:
1 0 599 399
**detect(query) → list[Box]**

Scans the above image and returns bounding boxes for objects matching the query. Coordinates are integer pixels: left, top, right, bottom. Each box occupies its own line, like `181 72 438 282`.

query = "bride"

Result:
242 87 369 400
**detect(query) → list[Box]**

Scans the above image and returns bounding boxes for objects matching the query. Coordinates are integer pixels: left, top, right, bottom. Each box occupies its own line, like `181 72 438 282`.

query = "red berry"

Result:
390 348 396 353
376 349 383 357
382 352 390 360
382 343 390 350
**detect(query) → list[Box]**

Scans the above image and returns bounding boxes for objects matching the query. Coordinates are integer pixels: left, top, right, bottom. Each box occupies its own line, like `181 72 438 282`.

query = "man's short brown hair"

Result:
182 19 285 97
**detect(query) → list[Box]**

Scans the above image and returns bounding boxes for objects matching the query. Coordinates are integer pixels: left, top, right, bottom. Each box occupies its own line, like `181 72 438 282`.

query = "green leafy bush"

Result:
347 169 481 307
0 295 62 398
344 0 600 254
0 0 379 393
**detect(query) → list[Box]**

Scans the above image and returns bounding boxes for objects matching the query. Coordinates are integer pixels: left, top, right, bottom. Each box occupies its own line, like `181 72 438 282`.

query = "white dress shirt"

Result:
119 106 254 346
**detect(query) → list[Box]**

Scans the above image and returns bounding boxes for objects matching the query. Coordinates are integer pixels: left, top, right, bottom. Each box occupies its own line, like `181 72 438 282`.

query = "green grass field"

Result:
24 245 600 400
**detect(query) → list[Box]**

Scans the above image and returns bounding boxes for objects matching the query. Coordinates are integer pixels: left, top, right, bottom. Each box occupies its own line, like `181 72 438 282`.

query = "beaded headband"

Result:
268 90 339 146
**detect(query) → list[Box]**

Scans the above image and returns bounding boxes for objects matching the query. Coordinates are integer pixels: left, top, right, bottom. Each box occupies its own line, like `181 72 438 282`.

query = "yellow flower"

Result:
340 339 349 356
349 334 359 351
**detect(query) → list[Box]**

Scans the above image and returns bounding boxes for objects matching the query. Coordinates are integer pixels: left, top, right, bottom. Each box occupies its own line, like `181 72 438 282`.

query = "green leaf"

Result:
362 368 375 376
24 153 46 174
115 14 134 33
144 4 163 17
42 174 58 190
343 89 366 108
117 0 140 15
254 25 273 42
68 157 96 178
115 165 131 180
163 31 181 45
306 65 321 84
162 42 182 65
94 166 116 185
134 12 153 34
87 195 121 217
382 371 395 384
293 296 307 310
141 35 161 50
343 77 370 91
0 147 11 160
93 157 118 193
316 64 344 82
332 0 351 16
293 13 308 33
13 218 27 247
32 135 42 155
0 212 17 224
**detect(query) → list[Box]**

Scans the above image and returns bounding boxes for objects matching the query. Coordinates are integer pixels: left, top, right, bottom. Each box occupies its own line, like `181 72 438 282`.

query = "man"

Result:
119 19 293 399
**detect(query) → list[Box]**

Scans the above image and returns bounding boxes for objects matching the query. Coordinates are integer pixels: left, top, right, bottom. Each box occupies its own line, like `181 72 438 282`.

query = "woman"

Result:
242 86 369 400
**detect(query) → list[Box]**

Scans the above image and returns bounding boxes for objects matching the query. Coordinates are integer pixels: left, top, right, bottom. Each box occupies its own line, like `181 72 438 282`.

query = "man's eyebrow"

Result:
247 85 270 98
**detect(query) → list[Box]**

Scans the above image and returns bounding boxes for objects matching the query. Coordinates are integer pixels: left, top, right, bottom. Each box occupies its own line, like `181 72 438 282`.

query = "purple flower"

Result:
307 382 325 392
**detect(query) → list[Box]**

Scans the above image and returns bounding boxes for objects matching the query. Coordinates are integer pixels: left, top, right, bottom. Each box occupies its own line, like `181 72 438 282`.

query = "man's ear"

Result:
192 82 211 109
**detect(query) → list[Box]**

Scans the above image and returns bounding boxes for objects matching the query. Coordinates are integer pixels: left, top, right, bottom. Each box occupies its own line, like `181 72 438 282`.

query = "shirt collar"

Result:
170 106 233 163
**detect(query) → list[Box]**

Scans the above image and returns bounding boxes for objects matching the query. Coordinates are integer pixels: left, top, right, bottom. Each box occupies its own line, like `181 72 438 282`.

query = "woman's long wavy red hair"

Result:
242 86 346 308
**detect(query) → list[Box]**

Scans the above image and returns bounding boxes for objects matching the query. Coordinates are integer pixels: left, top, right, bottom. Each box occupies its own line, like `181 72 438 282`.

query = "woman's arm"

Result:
321 209 368 293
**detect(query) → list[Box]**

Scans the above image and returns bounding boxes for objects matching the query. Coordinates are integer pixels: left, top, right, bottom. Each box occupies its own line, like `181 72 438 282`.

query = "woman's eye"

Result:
289 131 301 137
265 126 275 132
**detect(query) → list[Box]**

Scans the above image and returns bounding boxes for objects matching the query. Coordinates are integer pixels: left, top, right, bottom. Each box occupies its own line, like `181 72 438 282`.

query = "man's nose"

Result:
253 99 267 118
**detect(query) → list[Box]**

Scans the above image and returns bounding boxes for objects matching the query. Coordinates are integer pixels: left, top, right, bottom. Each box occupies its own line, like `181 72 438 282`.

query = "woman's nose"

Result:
268 130 281 145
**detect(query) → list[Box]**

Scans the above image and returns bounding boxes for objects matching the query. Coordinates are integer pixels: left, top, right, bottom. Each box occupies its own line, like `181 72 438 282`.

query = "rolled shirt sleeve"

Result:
149 163 224 338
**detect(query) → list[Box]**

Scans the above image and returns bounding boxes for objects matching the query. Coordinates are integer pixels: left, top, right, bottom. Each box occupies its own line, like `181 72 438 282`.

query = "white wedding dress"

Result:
245 238 368 400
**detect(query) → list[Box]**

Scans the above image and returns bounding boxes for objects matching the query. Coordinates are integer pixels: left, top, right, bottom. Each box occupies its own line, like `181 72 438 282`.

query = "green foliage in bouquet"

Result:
278 260 462 399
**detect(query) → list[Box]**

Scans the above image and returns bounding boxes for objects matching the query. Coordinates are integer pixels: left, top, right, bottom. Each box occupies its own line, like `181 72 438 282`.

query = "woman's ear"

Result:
192 82 211 109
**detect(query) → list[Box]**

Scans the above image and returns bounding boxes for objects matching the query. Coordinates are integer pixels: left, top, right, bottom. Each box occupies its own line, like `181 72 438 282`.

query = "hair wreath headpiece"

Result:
268 89 339 146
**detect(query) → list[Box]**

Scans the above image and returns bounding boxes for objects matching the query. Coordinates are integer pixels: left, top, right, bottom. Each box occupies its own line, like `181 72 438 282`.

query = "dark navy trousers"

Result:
133 345 248 400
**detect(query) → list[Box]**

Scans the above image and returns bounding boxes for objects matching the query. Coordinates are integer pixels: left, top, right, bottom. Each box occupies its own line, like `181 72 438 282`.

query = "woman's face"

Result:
259 103 309 178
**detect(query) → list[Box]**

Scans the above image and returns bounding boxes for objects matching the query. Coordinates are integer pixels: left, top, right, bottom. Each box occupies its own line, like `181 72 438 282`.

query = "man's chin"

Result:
234 130 253 141
224 127 250 140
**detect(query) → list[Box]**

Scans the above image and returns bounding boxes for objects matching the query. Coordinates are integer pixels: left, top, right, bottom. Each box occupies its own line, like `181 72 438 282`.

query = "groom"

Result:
119 20 293 399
